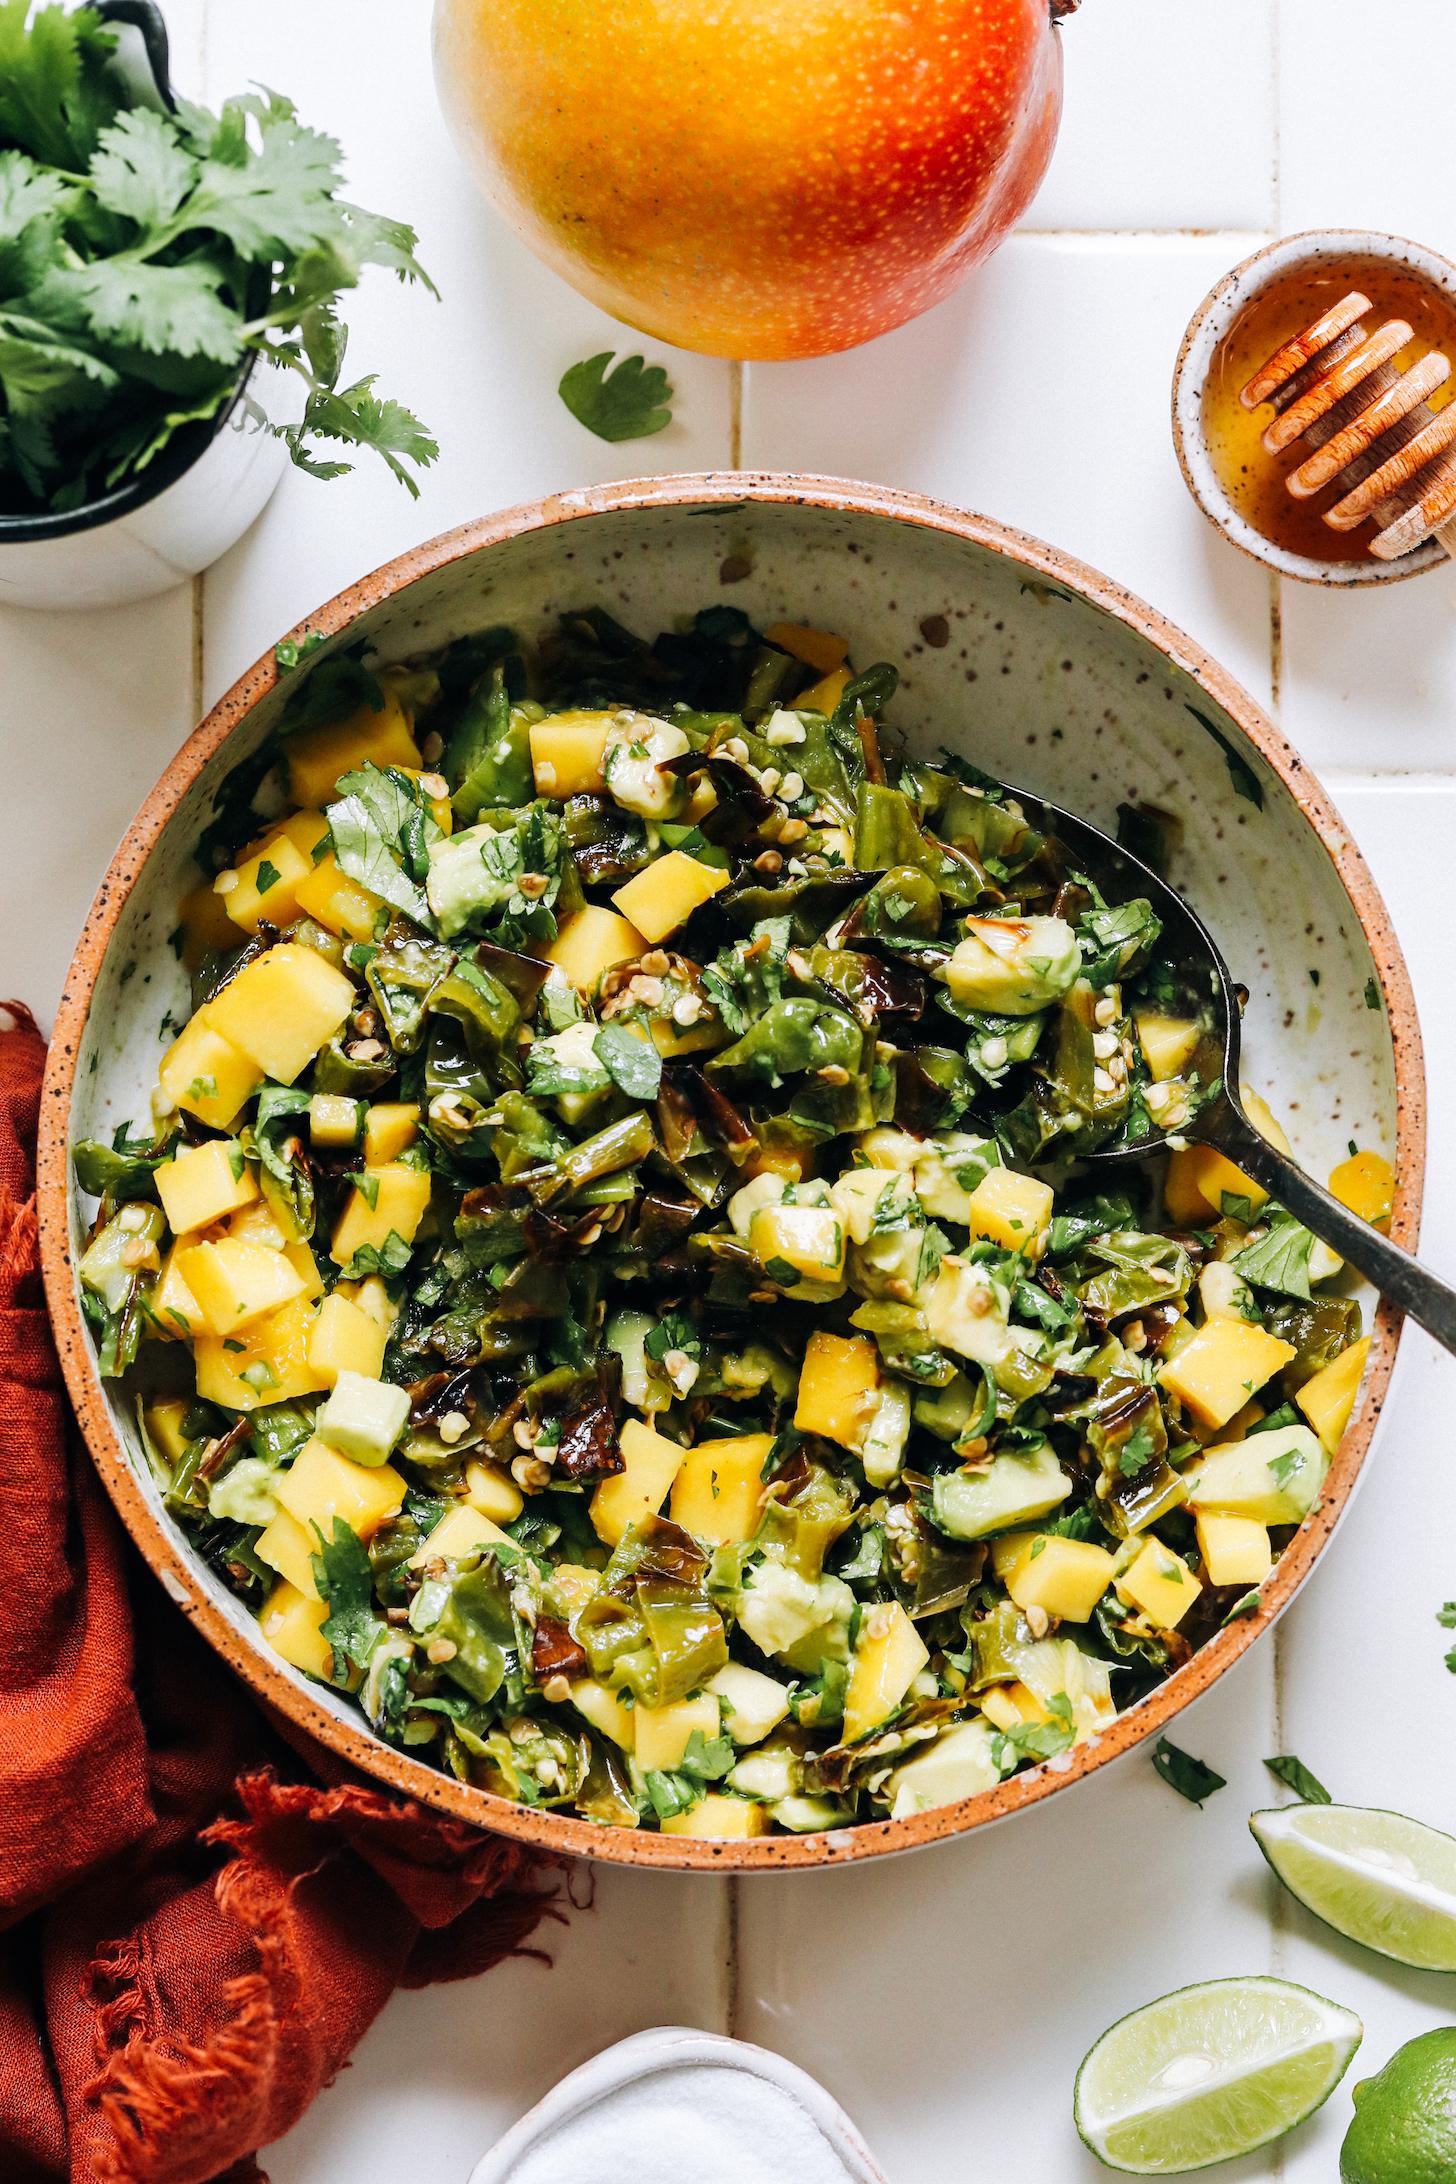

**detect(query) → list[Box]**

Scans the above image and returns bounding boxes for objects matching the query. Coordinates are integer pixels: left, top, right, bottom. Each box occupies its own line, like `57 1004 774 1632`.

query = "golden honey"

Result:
1202 256 1456 562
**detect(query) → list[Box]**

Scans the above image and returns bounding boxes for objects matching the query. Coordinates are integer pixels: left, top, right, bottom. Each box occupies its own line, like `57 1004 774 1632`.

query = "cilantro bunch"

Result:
0 1 437 516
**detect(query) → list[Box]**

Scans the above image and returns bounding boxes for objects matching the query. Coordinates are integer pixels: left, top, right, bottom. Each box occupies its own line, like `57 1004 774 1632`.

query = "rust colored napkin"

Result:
0 1005 562 2184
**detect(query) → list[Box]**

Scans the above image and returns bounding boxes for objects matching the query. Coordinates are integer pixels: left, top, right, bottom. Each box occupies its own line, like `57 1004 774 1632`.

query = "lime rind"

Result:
1074 1975 1362 2176
1251 1803 1456 1972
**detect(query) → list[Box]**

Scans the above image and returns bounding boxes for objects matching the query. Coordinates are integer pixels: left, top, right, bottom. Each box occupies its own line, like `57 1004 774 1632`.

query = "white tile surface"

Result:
0 590 195 1024
7 4 1456 2183
1029 0 1277 234
194 0 734 706
264 1869 730 2181
743 233 1276 702
1279 573 1456 778
1278 0 1456 241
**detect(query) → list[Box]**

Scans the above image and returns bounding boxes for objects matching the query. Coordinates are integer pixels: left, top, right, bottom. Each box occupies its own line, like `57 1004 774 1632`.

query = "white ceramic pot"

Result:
0 351 293 612
0 1 292 612
467 2027 890 2184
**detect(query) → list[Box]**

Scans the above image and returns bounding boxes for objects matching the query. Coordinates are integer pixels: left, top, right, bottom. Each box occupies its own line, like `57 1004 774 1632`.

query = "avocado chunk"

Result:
929 1441 1072 1541
315 1369 411 1468
888 1719 1003 1819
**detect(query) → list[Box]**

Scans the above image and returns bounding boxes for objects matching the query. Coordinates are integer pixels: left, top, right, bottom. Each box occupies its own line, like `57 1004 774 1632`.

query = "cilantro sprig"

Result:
0 5 437 515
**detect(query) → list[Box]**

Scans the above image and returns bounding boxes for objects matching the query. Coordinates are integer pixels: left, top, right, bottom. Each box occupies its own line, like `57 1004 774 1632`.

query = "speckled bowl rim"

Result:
1171 227 1456 586
37 471 1425 1872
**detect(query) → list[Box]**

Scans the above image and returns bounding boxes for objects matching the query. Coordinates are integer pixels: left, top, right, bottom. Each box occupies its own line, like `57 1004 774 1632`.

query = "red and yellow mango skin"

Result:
432 0 1066 360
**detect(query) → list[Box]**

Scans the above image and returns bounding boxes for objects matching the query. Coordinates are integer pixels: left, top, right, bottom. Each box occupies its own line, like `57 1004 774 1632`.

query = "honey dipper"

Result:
1241 291 1456 562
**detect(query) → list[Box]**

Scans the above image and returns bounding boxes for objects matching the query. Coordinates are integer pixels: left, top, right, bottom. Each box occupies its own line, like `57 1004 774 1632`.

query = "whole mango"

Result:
433 0 1073 360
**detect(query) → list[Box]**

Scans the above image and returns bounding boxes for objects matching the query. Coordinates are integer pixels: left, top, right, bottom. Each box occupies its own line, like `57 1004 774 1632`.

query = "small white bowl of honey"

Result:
1173 228 1456 586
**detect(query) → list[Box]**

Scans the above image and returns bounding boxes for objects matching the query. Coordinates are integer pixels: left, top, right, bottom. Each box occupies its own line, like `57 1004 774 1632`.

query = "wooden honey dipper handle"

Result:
1240 291 1456 562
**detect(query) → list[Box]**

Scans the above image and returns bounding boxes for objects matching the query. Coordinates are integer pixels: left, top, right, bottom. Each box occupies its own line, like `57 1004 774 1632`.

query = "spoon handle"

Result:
1200 1104 1456 1355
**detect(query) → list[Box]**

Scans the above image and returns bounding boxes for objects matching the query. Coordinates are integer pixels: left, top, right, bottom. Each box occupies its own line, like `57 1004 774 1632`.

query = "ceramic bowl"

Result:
38 474 1424 1871
467 2027 888 2183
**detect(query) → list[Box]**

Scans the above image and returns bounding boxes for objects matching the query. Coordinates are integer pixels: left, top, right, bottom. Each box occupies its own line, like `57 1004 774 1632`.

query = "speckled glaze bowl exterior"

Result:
1172 228 1456 586
38 475 1424 1872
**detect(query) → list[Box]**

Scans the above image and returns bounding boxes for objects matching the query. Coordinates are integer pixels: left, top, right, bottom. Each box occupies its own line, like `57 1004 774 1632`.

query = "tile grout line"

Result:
1268 571 1283 721
728 361 745 470
1268 8 1287 2078
1010 227 1273 245
190 574 205 724
724 1874 742 2039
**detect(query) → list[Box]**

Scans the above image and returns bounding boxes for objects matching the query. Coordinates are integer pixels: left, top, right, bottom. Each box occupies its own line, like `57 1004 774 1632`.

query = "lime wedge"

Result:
1074 1976 1362 2174
1252 1802 1456 1970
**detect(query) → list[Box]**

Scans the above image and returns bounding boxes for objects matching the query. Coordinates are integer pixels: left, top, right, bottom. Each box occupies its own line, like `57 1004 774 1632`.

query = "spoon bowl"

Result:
1006 783 1456 1352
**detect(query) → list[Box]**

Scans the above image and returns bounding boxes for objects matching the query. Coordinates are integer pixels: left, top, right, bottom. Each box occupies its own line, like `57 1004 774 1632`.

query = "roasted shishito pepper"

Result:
73 607 1371 1837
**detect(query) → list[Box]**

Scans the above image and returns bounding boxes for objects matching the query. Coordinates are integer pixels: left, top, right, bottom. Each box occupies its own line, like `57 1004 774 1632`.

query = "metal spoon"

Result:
1004 783 1456 1354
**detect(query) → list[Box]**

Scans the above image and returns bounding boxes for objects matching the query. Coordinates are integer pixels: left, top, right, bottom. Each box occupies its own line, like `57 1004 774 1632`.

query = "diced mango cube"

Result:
409 1502 512 1567
293 851 383 942
216 828 313 934
1172 1092 1291 1220
1135 1013 1204 1082
330 1163 432 1269
844 1602 929 1744
612 852 729 944
177 875 243 970
1116 1538 1203 1629
1159 1317 1297 1429
193 1296 331 1409
1003 1535 1117 1624
362 1102 420 1164
1244 1089 1292 1156
747 1202 845 1289
176 1236 307 1334
309 1094 363 1149
570 1678 635 1751
764 623 849 675
395 767 453 835
275 808 335 860
158 1008 265 1130
1195 1512 1273 1588
590 1417 688 1547
669 1434 772 1546
1296 1335 1370 1454
544 905 647 995
634 1692 721 1773
284 690 422 808
966 1166 1054 1255
155 1138 258 1235
1163 1147 1214 1227
1329 1152 1393 1229
206 944 357 1084
794 1330 880 1448
260 1581 332 1679
142 1397 194 1471
979 1682 1053 1733
145 1246 199 1340
255 1508 323 1597
277 1436 405 1542
307 1291 387 1385
529 711 612 797
795 665 851 716
464 1458 525 1525
659 1794 769 1839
